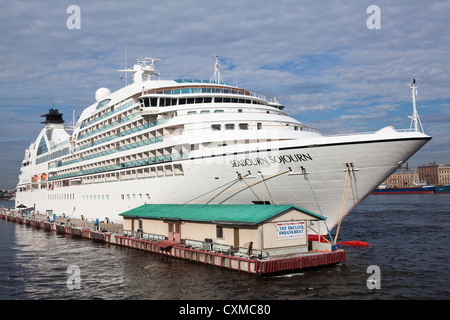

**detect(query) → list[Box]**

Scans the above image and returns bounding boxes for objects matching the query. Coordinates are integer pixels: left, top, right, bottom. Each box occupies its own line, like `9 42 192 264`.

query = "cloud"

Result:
0 0 449 188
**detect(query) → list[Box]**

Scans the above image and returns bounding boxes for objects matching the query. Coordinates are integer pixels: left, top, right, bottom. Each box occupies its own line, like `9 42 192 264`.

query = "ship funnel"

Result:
41 109 64 125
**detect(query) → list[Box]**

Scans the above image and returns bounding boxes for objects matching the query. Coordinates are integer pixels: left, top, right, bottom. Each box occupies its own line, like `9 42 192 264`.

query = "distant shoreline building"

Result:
383 169 416 188
0 189 16 201
418 162 440 186
437 165 450 186
382 162 450 188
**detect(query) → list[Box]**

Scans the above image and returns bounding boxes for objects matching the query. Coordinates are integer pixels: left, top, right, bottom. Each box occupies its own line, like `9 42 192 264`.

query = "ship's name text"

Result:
230 153 313 167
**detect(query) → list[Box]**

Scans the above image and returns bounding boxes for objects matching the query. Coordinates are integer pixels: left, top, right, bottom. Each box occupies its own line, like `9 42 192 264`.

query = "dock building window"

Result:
217 226 223 239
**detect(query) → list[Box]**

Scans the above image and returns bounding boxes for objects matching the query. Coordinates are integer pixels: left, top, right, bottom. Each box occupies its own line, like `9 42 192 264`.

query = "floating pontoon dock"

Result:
1 208 345 275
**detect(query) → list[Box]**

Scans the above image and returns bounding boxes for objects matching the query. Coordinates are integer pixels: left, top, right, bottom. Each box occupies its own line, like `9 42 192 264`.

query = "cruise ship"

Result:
15 57 431 239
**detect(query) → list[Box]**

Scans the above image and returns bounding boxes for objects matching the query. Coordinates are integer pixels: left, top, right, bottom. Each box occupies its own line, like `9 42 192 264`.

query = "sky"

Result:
0 0 449 189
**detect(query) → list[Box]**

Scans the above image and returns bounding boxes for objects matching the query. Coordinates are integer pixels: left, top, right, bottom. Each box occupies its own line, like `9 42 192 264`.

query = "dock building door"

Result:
234 228 239 248
168 222 181 242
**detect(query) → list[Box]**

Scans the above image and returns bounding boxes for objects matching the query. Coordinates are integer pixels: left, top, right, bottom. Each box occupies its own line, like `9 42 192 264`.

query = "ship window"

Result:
223 98 231 103
195 97 203 104
96 99 111 110
238 109 242 113
37 136 48 156
225 123 234 130
215 97 223 103
239 123 248 130
187 111 197 115
204 97 212 103
161 98 176 106
179 98 186 105
150 98 158 107
211 124 221 131
214 109 224 113
200 110 210 113
160 98 176 106
181 88 190 94
257 123 262 130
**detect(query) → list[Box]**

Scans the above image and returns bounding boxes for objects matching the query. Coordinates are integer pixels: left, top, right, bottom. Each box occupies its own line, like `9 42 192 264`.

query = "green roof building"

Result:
120 204 329 256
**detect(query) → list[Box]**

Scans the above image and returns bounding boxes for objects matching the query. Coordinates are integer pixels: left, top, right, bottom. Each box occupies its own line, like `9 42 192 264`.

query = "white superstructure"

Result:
15 57 431 238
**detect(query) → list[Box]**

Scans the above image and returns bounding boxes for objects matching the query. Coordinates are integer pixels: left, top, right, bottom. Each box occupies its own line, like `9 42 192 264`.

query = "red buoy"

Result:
337 241 370 247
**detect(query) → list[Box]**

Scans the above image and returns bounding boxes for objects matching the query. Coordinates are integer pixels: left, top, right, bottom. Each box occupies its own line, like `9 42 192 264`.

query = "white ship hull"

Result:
15 128 429 236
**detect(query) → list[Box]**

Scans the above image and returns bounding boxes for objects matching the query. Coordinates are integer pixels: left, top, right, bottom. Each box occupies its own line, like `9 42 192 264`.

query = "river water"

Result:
1 195 449 306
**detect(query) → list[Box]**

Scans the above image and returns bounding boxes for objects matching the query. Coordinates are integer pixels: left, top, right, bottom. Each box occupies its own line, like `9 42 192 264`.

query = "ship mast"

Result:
408 79 424 133
210 55 225 85
117 57 161 84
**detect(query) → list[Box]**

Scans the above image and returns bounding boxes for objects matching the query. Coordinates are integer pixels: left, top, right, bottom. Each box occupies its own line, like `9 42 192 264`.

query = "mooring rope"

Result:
184 174 249 204
301 167 335 245
197 169 291 204
334 165 353 244
241 175 280 205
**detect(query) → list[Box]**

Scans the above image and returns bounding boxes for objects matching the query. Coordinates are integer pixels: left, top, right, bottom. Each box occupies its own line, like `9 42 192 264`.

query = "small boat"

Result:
435 185 450 193
371 184 435 194
372 169 435 194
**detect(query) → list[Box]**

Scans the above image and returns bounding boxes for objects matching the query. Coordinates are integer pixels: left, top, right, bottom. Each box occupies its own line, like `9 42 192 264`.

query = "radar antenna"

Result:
117 57 161 84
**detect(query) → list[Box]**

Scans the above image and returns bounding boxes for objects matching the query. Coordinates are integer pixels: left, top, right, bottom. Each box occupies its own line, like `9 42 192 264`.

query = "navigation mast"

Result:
117 57 161 84
408 79 424 133
210 55 225 85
